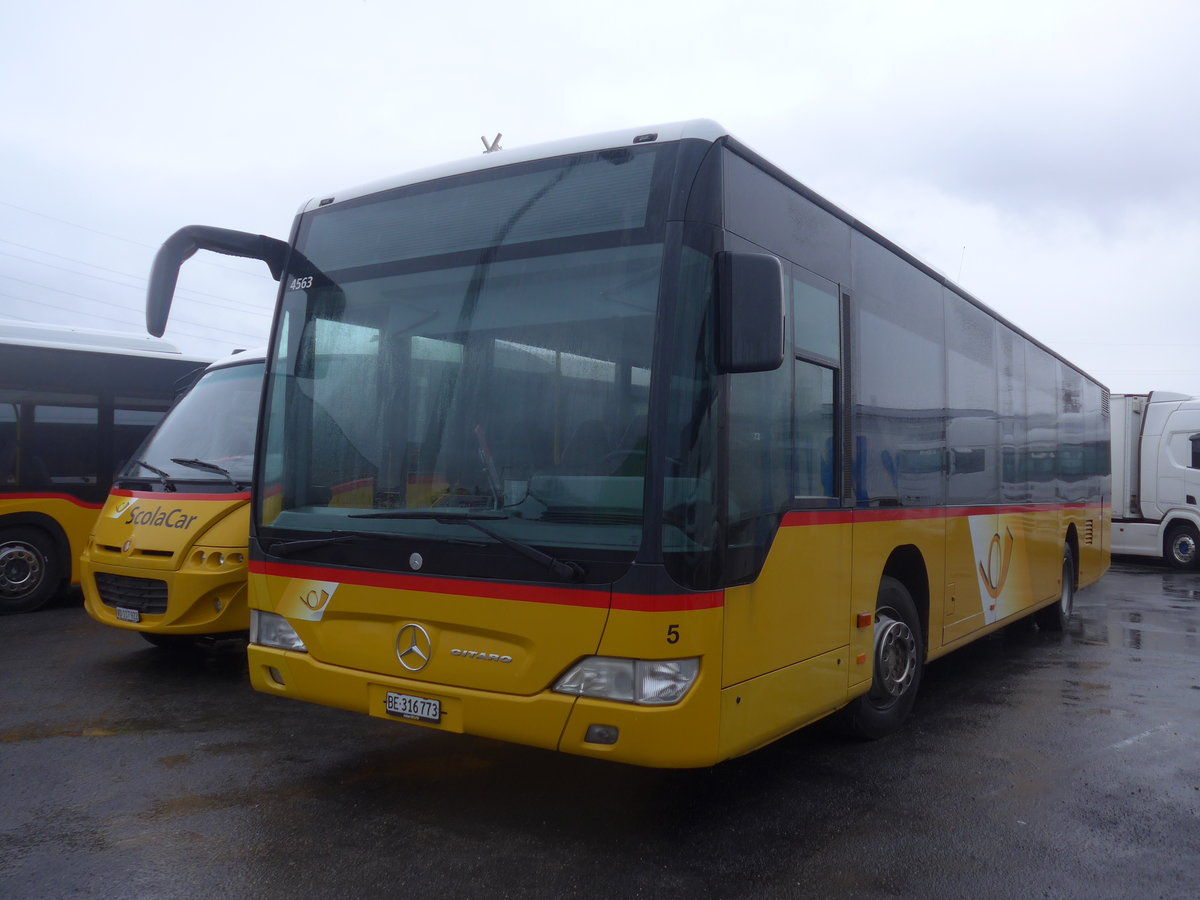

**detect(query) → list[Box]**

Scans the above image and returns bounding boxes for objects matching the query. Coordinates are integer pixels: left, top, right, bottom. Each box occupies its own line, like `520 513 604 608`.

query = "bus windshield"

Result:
260 145 671 560
123 360 263 488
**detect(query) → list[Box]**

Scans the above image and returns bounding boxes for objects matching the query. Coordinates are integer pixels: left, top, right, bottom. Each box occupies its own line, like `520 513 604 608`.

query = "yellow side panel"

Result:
1075 503 1111 587
723 517 851 687
717 647 847 761
941 509 1060 645
1022 506 1064 604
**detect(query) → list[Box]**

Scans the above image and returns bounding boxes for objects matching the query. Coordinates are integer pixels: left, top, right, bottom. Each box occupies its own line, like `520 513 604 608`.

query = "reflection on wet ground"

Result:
2 565 1199 898
1074 560 1200 659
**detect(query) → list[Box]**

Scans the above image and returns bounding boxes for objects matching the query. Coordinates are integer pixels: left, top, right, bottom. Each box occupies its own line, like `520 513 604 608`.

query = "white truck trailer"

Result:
1111 391 1200 567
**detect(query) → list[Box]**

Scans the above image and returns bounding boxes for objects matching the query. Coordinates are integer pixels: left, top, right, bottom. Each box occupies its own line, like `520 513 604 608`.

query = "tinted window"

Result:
723 151 851 284
853 233 945 506
946 293 999 504
1025 349 1058 503
793 272 840 362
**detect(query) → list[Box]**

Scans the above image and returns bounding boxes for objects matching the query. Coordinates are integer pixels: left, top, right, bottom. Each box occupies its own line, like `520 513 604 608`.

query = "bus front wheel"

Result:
0 527 61 614
848 576 924 739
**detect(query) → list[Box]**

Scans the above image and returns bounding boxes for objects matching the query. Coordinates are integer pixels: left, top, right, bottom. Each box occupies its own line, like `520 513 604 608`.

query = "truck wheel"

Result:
1036 543 1075 631
1165 523 1199 570
848 576 924 739
0 527 63 614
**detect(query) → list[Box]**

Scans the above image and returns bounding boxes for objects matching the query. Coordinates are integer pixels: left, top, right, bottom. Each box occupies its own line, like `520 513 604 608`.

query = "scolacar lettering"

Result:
123 505 199 529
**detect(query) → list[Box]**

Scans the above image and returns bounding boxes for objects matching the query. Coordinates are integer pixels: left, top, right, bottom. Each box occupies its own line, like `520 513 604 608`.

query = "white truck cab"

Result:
1111 391 1200 567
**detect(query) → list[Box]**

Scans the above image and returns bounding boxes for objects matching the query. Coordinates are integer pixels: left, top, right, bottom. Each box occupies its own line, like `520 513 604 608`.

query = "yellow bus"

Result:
0 322 208 614
145 121 1110 766
81 349 264 649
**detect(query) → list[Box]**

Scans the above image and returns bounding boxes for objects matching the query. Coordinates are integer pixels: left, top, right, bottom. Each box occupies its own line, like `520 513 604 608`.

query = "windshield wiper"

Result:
267 528 488 558
351 510 585 582
132 459 176 492
268 533 363 558
170 457 246 490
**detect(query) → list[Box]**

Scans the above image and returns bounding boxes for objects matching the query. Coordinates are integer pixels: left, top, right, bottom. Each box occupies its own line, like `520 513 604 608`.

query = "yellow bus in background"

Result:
145 121 1109 766
0 322 207 614
82 349 264 649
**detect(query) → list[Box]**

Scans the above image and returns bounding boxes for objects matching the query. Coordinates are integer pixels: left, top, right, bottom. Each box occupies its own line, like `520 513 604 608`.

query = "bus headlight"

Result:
553 657 699 705
250 610 308 652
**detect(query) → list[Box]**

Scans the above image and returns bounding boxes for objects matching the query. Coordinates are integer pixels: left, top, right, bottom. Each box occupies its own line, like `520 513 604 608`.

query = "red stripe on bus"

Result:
782 511 856 526
250 559 610 608
249 559 723 612
0 492 103 510
784 502 1110 526
611 591 724 612
111 489 251 502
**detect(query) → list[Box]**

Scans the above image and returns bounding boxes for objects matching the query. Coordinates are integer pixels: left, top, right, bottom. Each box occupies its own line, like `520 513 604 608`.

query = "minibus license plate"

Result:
385 692 440 723
116 607 141 623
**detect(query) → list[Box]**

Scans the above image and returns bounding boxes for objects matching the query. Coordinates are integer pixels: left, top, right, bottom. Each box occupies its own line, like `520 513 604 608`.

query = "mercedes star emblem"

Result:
395 623 432 672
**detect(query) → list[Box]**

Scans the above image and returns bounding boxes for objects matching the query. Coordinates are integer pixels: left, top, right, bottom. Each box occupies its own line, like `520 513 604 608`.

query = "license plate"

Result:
385 691 441 723
116 607 141 623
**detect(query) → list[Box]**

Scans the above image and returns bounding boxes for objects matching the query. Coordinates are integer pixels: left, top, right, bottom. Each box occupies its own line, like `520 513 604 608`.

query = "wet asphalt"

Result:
1 559 1197 899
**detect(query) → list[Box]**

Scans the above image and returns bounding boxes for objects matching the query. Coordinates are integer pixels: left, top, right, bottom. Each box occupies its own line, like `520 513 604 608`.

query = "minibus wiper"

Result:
132 459 176 491
351 510 585 582
170 457 247 490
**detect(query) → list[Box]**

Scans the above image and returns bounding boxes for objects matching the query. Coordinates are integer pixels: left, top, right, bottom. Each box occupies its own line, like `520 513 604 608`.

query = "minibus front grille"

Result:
95 573 169 614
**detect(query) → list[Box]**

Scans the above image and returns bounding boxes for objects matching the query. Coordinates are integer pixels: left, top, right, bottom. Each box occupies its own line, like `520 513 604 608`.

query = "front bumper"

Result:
248 644 724 767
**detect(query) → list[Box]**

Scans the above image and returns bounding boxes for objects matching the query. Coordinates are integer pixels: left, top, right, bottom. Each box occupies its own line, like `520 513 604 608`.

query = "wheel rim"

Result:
1171 532 1196 566
872 609 917 702
0 542 44 599
1059 559 1074 617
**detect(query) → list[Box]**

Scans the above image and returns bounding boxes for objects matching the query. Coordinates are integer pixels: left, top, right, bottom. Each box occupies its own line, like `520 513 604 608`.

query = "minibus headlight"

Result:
250 610 308 652
553 657 699 705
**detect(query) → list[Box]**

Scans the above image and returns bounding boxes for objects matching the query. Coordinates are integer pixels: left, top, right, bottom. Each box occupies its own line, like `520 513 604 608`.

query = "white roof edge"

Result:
0 320 211 363
1147 390 1195 403
207 346 269 370
299 119 731 214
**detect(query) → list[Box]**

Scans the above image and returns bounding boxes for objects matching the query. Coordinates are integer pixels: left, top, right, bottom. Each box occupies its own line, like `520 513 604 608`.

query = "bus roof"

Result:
299 119 729 214
293 120 1104 390
0 320 212 364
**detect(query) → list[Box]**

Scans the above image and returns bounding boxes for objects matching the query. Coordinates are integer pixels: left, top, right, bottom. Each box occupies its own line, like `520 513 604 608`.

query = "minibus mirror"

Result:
147 226 290 337
716 251 785 374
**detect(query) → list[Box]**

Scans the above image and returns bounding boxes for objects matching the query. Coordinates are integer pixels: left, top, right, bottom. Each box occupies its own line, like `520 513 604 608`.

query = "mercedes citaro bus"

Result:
143 121 1109 766
0 322 208 614
81 349 264 648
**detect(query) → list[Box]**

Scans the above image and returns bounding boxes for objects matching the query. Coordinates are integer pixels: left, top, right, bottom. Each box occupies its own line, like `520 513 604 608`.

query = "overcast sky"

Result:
3 0 1198 394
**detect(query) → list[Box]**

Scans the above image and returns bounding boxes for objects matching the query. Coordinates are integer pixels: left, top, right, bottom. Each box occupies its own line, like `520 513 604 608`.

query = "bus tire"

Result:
1036 543 1075 631
0 526 62 614
848 576 924 739
1164 522 1199 570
